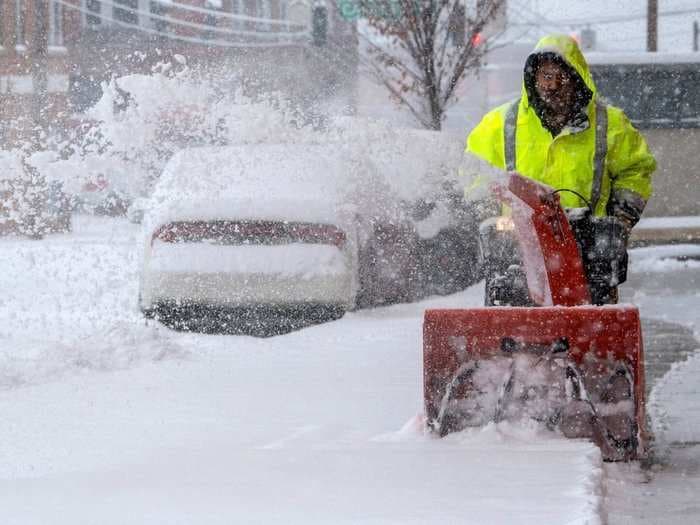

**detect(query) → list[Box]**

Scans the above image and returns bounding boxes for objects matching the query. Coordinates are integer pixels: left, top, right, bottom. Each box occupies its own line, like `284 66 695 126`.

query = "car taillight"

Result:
152 221 346 248
151 224 181 244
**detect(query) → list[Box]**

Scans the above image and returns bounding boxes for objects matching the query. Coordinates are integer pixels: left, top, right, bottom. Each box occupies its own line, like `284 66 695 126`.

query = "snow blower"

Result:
423 172 647 461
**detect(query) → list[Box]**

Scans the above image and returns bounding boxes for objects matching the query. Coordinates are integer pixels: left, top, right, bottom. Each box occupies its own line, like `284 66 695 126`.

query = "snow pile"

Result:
0 215 188 389
636 216 700 230
0 323 186 390
629 245 700 273
0 240 138 338
649 349 700 446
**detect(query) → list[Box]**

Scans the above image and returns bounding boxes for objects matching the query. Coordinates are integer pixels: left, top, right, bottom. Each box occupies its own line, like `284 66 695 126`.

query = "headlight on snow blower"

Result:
496 216 515 232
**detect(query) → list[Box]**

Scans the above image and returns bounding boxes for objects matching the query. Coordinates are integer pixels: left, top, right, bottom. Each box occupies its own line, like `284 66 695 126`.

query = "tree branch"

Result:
356 31 426 85
365 58 432 128
440 0 505 105
361 0 507 129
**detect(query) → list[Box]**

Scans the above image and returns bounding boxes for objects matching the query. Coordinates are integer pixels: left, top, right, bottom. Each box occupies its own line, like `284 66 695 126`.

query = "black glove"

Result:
608 189 647 232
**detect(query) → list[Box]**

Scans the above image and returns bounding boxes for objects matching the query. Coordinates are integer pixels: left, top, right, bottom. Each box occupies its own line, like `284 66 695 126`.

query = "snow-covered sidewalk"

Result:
0 217 604 524
607 246 700 524
606 351 700 525
0 330 604 524
630 216 700 246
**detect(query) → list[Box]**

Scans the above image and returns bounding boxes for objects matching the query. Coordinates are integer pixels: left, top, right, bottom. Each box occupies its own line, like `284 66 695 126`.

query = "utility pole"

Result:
694 21 699 52
647 0 658 52
30 0 49 149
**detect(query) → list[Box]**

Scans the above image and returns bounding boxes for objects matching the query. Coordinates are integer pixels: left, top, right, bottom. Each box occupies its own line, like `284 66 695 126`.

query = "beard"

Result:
539 91 573 113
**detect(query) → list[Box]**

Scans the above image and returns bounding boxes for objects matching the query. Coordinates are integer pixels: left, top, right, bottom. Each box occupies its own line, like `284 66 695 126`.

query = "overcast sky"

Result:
507 0 699 52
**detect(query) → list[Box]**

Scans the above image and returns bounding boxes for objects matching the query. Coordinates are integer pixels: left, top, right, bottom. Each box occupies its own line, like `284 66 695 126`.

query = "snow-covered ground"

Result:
626 245 700 330
608 246 700 524
1 215 698 524
1 216 604 524
605 351 700 525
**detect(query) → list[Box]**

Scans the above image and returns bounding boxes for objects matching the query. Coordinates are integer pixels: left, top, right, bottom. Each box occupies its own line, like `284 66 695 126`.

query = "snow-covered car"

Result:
355 189 481 307
139 145 359 333
340 123 483 305
410 189 482 297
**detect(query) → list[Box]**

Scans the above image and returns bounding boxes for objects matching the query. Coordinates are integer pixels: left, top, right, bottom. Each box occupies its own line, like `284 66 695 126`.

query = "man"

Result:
467 34 655 230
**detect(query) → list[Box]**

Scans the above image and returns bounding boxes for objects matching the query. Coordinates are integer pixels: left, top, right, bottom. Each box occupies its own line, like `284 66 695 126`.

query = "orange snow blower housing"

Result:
423 173 647 461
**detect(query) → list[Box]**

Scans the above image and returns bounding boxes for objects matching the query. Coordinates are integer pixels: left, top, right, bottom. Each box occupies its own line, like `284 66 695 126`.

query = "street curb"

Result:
630 226 700 248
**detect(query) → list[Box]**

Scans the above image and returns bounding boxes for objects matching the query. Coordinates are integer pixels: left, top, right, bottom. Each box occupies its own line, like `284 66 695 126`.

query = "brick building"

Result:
67 0 314 111
0 0 74 145
0 1 356 147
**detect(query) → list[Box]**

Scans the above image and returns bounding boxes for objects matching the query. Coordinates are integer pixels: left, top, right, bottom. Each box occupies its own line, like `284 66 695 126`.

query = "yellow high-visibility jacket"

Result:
467 34 656 220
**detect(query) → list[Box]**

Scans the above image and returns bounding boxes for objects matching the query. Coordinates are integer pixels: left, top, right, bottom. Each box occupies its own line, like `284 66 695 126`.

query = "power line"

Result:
55 0 308 48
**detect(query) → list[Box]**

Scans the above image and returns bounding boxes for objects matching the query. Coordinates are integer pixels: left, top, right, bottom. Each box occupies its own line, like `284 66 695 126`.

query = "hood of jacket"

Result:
522 34 597 132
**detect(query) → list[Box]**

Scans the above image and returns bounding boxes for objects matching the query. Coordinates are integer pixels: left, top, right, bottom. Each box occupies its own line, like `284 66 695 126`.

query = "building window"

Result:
15 0 27 46
229 0 242 30
202 1 219 39
85 0 102 27
49 1 64 46
256 0 271 30
149 1 168 33
280 0 288 21
113 0 139 25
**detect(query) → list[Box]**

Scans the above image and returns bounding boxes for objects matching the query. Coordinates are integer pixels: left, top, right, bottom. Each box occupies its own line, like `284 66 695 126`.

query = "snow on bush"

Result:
0 150 68 238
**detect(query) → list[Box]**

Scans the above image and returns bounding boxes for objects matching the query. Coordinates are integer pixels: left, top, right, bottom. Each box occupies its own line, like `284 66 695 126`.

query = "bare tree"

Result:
358 0 505 130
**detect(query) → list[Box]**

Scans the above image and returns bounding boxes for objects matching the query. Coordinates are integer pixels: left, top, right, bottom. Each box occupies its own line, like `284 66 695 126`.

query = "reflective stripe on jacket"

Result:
466 34 656 217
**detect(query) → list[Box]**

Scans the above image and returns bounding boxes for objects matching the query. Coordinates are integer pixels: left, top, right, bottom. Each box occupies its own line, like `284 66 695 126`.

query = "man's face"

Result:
535 60 575 113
